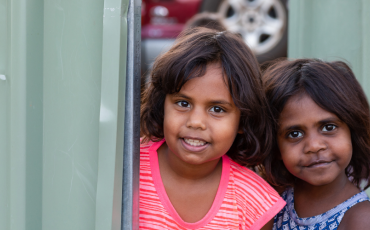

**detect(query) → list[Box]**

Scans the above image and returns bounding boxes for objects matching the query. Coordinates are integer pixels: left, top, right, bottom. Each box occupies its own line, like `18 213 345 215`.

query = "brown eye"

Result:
288 131 303 138
210 106 224 113
176 101 190 108
323 124 336 132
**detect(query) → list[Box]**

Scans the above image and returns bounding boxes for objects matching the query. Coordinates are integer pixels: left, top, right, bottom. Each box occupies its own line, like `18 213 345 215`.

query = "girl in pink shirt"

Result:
139 28 285 229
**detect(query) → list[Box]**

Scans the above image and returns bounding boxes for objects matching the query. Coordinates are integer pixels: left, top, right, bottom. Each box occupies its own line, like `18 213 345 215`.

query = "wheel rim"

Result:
218 0 286 55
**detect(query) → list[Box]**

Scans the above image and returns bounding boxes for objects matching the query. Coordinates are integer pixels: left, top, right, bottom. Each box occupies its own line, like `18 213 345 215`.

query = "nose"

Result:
303 132 327 154
186 107 207 130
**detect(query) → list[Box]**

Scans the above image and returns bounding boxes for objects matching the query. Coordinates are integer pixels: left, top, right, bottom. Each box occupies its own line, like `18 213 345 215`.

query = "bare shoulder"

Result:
338 200 370 230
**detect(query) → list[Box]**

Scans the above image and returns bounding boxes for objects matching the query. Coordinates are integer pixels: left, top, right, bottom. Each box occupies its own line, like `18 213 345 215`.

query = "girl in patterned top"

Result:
262 59 370 230
139 27 286 229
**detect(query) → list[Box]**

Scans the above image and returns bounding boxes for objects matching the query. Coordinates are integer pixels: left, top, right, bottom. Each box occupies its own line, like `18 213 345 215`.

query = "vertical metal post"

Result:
122 0 141 229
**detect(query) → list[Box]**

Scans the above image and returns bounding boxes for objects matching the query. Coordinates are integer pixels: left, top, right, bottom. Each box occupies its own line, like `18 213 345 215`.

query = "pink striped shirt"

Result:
139 140 285 229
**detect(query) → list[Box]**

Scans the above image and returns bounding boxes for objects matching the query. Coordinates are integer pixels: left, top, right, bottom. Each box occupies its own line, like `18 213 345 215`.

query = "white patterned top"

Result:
273 187 370 230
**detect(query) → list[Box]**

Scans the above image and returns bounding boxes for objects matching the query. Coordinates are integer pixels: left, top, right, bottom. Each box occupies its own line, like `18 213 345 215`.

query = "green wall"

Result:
0 0 129 229
289 0 370 97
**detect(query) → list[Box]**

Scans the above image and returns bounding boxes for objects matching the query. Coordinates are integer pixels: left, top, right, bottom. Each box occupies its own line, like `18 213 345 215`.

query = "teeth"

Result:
184 138 206 146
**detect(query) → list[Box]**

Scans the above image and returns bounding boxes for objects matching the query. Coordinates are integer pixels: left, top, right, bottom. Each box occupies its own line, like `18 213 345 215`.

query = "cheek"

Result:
163 103 179 137
333 131 353 165
277 137 288 158
213 118 239 138
339 126 352 164
279 143 299 170
163 111 180 135
281 156 296 171
340 142 353 166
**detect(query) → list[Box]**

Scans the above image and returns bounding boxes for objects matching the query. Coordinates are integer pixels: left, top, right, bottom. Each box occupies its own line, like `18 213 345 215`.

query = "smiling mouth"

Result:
305 160 333 168
183 138 207 147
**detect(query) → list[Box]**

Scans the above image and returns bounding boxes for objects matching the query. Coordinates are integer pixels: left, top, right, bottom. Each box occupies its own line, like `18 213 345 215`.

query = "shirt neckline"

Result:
286 187 370 226
148 139 230 229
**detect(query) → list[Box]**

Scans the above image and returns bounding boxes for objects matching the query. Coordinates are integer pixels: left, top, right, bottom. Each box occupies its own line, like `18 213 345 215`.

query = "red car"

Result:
142 0 287 73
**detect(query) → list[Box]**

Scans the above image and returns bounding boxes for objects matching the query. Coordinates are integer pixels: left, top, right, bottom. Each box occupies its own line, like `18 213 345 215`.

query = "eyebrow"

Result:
172 93 233 106
317 118 342 125
172 93 191 100
278 125 302 136
211 101 233 106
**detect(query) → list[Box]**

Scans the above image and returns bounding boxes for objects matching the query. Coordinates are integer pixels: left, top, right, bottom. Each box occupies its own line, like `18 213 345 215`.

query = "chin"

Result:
305 177 337 187
179 154 205 165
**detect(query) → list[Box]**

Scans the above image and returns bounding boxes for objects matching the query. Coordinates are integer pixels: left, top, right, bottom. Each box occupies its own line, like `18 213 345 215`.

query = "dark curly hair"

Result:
140 27 274 166
262 58 370 189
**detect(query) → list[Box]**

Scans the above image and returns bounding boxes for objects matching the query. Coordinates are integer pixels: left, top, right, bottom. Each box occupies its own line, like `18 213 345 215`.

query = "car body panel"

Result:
142 0 202 39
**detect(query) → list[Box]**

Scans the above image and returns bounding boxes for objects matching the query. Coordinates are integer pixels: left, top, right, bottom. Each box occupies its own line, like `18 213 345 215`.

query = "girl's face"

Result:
162 62 241 165
277 93 352 187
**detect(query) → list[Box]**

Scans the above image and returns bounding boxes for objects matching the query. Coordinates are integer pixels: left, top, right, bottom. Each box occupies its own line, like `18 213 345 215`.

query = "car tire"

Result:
201 0 288 63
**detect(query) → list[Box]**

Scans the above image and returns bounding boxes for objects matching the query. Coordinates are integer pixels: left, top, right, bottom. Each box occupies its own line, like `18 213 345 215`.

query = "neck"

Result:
293 174 360 218
294 175 358 200
157 142 223 181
